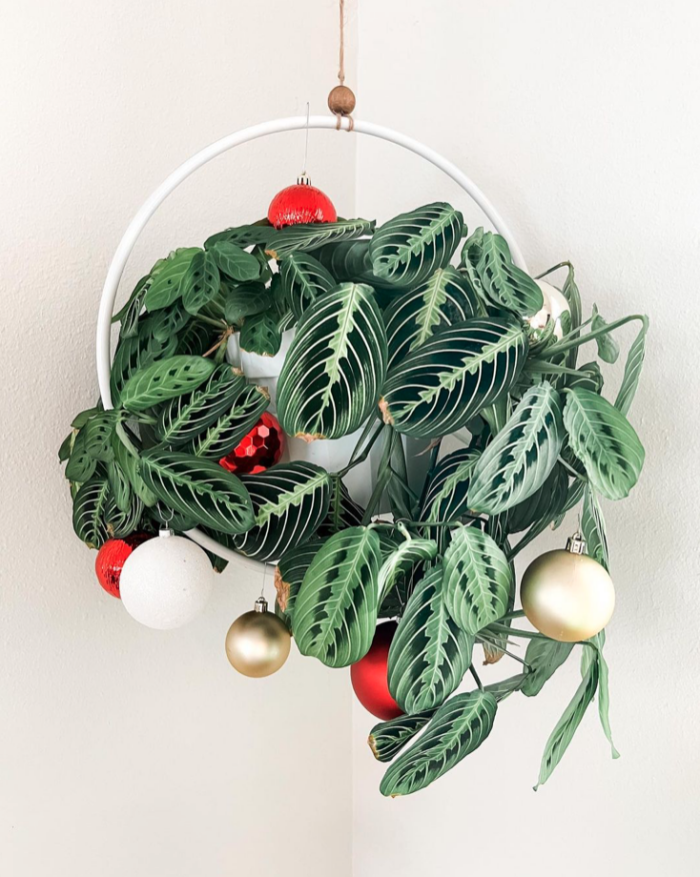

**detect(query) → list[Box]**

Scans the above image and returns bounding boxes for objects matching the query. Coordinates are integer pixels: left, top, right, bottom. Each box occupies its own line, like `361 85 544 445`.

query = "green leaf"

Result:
189 384 269 458
274 538 325 629
534 659 599 790
147 300 191 343
223 282 273 325
476 233 543 317
565 361 604 395
484 674 528 702
83 411 117 462
140 448 254 535
239 311 282 356
468 382 565 515
120 356 216 413
117 275 150 338
591 305 620 363
443 525 513 635
588 635 620 759
581 484 610 570
144 247 201 311
181 250 221 315
110 329 179 405
378 532 438 604
106 459 132 512
204 223 272 250
113 430 158 507
58 431 74 463
294 526 382 667
233 462 331 562
208 240 261 282
380 690 497 797
563 387 644 500
369 202 464 288
614 315 649 416
419 447 480 525
380 316 528 439
521 639 574 697
72 477 112 548
383 266 480 369
277 283 388 441
266 218 375 260
368 711 434 763
65 428 97 482
156 365 247 446
388 563 473 714
279 252 336 320
506 462 568 534
318 476 365 537
560 264 582 369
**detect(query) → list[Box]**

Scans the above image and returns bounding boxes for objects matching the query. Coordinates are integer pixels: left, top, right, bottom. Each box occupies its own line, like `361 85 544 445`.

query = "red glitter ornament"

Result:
219 412 285 475
267 175 337 229
95 532 153 598
351 621 403 721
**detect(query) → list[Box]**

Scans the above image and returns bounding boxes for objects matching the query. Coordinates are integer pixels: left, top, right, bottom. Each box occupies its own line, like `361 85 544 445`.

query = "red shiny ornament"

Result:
351 621 403 721
267 176 337 229
95 532 153 598
219 412 285 475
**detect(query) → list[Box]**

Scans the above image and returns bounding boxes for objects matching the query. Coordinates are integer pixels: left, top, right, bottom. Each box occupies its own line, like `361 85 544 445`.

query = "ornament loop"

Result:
254 596 268 613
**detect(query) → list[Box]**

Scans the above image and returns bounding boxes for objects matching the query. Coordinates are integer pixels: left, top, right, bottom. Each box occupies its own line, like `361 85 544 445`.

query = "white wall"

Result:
0 2 357 875
353 2 700 875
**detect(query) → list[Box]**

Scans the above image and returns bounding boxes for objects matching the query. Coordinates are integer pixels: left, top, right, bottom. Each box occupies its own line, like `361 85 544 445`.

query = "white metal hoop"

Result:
96 114 528 571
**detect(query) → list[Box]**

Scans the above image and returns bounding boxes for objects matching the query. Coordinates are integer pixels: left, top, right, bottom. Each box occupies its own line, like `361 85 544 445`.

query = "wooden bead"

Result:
328 85 356 116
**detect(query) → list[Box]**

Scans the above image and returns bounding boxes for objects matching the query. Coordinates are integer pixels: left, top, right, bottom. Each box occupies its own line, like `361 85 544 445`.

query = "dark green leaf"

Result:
521 639 574 697
223 282 272 325
274 538 325 629
72 477 112 548
476 233 543 317
144 247 201 311
239 311 282 356
190 384 269 458
208 240 261 282
120 356 216 413
65 428 97 482
279 252 336 320
266 218 375 259
368 711 434 763
204 223 272 250
181 250 221 315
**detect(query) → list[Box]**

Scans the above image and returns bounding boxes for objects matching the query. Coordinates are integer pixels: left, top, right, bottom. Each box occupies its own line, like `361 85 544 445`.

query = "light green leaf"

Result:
294 526 382 667
614 315 649 416
277 283 387 440
120 356 216 413
581 484 610 570
369 202 464 288
521 639 574 697
140 448 254 535
380 690 497 797
380 316 528 439
233 462 331 562
591 305 620 363
388 563 473 714
484 674 528 702
443 525 513 635
534 659 599 790
468 382 565 515
563 387 644 500
476 233 543 317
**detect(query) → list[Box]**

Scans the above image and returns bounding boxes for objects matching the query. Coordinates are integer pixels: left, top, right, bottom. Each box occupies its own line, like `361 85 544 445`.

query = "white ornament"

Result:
120 529 214 629
530 279 571 340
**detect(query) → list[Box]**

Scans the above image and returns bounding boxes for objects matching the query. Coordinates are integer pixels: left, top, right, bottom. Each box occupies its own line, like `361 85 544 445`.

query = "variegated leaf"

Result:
189 384 269 458
277 283 387 441
614 315 649 415
380 690 497 797
419 447 481 525
368 711 434 763
380 316 528 439
476 232 543 317
369 203 464 288
182 250 221 314
274 538 325 628
443 525 513 635
233 463 331 562
388 563 473 714
294 526 382 667
563 387 644 500
72 477 112 549
140 449 254 535
144 247 202 312
378 531 438 604
279 252 336 320
468 382 565 515
265 218 375 259
383 266 480 369
120 356 216 413
581 484 610 570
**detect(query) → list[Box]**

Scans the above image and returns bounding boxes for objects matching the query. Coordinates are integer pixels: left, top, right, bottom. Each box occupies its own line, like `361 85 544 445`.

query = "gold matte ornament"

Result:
520 534 615 642
225 597 291 677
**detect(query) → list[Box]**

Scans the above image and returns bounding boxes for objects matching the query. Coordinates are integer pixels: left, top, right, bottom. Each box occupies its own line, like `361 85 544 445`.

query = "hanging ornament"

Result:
350 621 403 721
225 596 291 678
529 279 571 340
219 412 285 475
119 528 214 630
520 532 615 642
267 174 337 229
95 532 152 598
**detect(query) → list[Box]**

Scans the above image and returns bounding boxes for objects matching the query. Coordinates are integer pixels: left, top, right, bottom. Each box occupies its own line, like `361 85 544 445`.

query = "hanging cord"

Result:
328 0 356 130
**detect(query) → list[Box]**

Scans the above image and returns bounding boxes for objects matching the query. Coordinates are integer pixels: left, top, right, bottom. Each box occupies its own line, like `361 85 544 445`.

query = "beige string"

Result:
333 0 354 131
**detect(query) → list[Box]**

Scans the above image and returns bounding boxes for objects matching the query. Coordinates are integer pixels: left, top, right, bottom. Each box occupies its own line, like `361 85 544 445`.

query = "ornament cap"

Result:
566 532 587 555
254 596 269 613
158 527 174 539
297 173 312 186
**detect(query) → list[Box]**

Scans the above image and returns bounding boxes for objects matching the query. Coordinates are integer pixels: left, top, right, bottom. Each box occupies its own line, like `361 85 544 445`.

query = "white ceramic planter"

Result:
226 329 377 506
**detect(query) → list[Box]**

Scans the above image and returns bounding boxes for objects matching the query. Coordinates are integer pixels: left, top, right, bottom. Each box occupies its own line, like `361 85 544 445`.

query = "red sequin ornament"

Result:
350 621 403 721
219 412 285 475
267 175 337 229
95 532 153 599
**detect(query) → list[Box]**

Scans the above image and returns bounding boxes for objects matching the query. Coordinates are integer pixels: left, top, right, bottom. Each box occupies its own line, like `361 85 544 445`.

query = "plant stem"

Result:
558 455 587 482
193 314 227 330
478 636 531 670
544 314 646 358
340 421 384 476
469 664 484 691
535 260 572 280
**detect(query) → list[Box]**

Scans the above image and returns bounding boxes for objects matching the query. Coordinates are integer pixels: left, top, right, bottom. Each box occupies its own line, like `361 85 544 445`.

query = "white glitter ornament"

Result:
120 529 214 629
